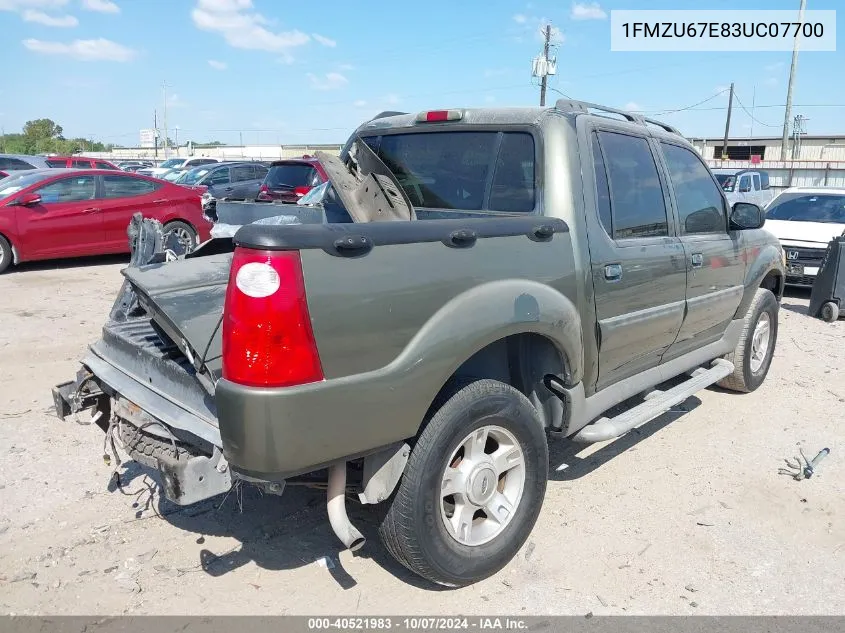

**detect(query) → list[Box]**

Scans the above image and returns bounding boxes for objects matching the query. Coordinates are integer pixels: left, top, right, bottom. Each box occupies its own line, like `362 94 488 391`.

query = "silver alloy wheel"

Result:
0 241 5 263
164 226 195 252
749 311 771 373
439 425 526 547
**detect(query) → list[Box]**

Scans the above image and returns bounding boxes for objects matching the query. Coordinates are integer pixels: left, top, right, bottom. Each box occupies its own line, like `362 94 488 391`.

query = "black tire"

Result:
0 234 13 274
821 301 840 323
378 379 548 587
162 221 198 253
718 288 779 393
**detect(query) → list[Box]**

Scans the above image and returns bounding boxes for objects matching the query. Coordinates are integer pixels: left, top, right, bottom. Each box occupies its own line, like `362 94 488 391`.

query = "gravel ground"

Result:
0 256 843 615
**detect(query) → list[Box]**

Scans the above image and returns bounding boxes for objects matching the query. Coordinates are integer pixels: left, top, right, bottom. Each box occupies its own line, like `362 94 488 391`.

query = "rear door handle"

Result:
224 187 234 192
691 253 704 268
153 199 168 204
604 263 623 281
81 207 100 214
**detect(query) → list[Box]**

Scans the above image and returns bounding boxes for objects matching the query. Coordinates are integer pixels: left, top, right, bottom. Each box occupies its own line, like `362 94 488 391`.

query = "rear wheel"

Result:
821 301 840 323
719 288 779 393
162 221 198 254
0 235 12 274
379 379 548 587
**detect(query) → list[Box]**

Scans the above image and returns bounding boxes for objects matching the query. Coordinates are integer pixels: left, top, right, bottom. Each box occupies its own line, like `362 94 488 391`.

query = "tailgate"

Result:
122 252 232 382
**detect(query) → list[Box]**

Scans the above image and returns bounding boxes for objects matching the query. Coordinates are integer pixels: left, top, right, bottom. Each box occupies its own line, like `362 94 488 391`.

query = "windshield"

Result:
715 174 736 192
766 193 845 224
180 167 212 184
163 170 184 182
160 158 184 168
266 163 317 188
0 172 52 199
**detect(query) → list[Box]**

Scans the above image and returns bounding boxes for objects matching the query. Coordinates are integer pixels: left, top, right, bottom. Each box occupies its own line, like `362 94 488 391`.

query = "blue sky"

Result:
1 0 843 146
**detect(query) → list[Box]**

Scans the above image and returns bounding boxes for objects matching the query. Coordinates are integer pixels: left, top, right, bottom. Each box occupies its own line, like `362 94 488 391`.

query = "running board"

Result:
571 359 734 443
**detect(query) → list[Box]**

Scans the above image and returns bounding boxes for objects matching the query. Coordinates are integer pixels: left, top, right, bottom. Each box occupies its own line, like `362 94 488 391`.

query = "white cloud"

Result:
0 1 69 10
353 99 367 107
624 101 642 112
483 67 509 78
23 37 136 61
543 23 564 44
192 0 310 54
81 0 118 13
307 71 348 91
512 13 527 24
312 33 336 47
22 8 76 25
208 59 227 70
571 2 607 20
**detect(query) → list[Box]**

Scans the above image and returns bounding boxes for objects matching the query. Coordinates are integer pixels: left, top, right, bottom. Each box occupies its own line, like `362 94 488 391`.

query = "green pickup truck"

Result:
54 100 785 587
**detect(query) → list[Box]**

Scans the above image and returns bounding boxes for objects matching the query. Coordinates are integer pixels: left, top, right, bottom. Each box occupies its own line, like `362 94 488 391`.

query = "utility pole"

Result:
153 109 158 159
721 82 734 159
781 0 807 159
162 81 170 157
540 24 551 107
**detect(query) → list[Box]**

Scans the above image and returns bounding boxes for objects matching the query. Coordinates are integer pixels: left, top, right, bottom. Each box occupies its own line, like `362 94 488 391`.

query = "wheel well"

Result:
761 269 784 300
425 333 570 431
0 231 16 264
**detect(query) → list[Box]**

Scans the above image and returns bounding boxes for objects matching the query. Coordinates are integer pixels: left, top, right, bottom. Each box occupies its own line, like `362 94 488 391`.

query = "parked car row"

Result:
0 168 211 273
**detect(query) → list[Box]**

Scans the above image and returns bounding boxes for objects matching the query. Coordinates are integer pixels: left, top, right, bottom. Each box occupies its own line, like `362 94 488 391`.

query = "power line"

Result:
733 91 780 128
649 87 731 116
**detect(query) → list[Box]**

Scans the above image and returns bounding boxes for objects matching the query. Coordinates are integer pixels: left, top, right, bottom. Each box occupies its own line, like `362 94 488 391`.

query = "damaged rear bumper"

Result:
52 350 232 506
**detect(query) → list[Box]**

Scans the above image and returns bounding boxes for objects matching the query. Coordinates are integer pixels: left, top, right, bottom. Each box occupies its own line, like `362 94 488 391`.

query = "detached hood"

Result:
765 219 845 246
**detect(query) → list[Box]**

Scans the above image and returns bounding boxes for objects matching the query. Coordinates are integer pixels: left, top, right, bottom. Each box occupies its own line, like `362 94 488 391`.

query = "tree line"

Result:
1 118 113 155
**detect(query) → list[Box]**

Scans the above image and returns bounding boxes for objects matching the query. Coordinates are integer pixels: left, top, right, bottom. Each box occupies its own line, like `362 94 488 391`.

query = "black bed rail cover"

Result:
233 216 569 257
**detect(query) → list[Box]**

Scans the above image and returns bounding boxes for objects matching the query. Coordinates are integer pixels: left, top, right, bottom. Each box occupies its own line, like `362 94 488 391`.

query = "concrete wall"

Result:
84 144 343 162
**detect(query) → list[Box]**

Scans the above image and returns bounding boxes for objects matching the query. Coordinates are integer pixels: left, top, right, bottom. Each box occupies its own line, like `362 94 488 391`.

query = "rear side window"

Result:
374 131 536 212
660 142 726 235
266 164 317 188
231 166 254 182
738 175 751 192
101 175 160 198
255 165 269 180
752 173 761 191
46 159 68 168
95 161 117 170
597 131 668 239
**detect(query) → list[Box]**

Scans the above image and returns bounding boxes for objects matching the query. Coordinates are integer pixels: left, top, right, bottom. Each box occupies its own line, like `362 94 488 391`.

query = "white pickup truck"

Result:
712 168 777 209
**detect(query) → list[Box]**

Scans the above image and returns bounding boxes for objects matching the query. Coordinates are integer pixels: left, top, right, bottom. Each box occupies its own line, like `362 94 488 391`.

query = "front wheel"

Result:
378 379 548 587
0 235 12 274
718 288 779 393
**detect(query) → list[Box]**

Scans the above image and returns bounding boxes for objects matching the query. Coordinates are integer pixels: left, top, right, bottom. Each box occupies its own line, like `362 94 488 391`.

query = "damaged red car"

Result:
0 169 211 273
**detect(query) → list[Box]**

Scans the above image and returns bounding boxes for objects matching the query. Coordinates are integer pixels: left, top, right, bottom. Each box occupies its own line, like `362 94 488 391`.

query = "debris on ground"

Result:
10 571 37 583
685 584 698 593
779 447 831 481
114 573 141 594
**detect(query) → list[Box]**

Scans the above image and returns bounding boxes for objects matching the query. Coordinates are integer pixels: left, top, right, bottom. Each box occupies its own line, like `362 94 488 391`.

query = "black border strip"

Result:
233 216 568 257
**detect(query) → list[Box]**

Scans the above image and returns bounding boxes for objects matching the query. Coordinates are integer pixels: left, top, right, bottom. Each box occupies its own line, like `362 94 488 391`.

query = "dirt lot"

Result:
0 256 843 615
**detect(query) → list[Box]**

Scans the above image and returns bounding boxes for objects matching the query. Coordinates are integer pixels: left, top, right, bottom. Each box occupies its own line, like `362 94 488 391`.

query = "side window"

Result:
488 132 536 213
738 175 751 192
35 176 96 203
660 142 727 235
46 159 66 168
95 161 116 170
255 165 269 180
208 169 230 185
72 159 91 168
231 166 253 182
597 131 669 239
307 168 321 187
101 175 160 198
7 158 39 170
752 173 761 191
591 133 613 235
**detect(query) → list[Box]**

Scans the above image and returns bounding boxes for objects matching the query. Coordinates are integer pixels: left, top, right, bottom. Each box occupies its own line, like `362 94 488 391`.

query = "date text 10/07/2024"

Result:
307 617 529 630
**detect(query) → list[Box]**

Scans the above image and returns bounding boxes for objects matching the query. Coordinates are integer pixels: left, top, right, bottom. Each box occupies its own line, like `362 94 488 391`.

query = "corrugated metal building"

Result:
690 135 845 189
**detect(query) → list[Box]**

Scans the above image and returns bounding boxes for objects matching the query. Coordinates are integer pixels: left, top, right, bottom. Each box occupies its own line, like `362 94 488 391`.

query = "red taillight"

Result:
222 248 323 388
257 184 271 201
415 109 463 123
294 185 311 197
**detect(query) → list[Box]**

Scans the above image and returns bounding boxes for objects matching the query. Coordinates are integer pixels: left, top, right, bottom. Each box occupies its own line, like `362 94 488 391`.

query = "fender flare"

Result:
735 243 784 319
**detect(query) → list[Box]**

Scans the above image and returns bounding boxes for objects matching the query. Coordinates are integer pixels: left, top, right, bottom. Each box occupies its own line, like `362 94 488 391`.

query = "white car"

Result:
764 187 845 286
137 157 219 179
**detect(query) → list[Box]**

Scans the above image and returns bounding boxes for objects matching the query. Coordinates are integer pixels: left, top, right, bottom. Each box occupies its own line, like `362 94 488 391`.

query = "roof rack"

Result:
554 99 682 136
371 111 408 121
